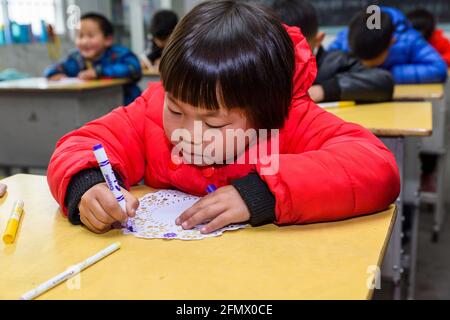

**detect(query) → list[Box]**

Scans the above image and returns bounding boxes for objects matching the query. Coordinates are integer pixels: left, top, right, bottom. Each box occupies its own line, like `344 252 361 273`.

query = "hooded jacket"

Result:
47 25 400 227
328 7 448 84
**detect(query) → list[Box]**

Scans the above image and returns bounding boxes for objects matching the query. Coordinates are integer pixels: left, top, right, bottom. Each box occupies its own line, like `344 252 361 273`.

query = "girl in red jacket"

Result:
47 0 400 234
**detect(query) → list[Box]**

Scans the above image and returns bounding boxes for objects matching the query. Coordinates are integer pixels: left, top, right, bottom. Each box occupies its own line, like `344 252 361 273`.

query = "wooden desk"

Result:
393 84 444 100
0 78 129 169
139 69 160 91
0 174 396 300
328 101 432 299
327 102 432 136
0 77 130 93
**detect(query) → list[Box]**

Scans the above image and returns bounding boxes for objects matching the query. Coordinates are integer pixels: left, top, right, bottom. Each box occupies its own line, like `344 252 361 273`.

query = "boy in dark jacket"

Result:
329 7 447 84
272 0 393 103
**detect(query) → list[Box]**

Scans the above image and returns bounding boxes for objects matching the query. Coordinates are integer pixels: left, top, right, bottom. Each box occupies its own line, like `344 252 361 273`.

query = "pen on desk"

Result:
318 101 355 109
20 242 121 300
3 200 24 244
92 143 130 230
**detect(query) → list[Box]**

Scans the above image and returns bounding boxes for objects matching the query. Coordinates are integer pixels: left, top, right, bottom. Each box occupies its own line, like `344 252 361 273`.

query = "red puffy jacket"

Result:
430 29 450 66
47 26 400 225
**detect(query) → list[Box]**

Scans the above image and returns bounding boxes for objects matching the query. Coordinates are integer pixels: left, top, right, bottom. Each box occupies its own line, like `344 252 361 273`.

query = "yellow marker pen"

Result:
86 61 93 70
318 101 356 109
3 200 24 244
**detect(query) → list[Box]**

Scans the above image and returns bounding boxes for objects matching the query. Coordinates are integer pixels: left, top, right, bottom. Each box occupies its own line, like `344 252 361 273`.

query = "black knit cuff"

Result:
64 168 125 225
231 173 276 227
320 78 341 102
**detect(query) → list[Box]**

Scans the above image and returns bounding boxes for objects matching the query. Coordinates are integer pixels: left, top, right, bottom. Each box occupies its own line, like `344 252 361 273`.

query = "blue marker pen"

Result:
93 143 131 230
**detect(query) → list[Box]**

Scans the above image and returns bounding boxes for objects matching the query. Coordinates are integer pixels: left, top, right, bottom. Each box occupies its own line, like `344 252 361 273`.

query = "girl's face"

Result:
76 19 113 60
163 93 255 166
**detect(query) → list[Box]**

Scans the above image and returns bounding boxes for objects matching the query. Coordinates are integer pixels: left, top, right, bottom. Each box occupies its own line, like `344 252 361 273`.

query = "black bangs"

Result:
159 0 295 129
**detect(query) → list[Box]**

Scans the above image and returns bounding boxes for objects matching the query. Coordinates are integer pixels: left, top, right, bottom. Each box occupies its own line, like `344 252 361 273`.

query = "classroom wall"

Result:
73 0 113 19
0 38 74 76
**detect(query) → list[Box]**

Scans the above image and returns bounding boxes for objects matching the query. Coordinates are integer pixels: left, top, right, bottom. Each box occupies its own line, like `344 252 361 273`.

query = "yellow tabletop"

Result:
0 174 396 300
328 101 432 137
393 84 444 100
0 77 130 93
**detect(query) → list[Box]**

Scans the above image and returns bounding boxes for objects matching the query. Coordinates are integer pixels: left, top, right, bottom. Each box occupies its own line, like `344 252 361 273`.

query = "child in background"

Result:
45 13 142 105
329 7 447 84
272 0 393 103
47 1 399 234
407 8 450 66
141 10 179 71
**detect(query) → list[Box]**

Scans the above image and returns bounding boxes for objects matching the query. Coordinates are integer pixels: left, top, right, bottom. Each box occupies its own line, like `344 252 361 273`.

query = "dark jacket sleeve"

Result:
315 50 394 103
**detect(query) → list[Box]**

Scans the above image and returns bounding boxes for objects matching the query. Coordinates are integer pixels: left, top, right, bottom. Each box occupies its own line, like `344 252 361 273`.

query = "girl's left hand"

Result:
176 185 250 234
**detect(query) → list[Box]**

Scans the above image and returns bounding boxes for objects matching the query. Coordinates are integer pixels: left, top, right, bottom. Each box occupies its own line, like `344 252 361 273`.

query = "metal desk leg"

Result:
407 197 420 300
380 137 404 300
420 97 448 242
433 151 447 242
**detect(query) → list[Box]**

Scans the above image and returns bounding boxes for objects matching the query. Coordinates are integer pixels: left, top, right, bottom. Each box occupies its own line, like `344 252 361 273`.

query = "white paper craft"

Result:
122 190 248 240
47 78 85 86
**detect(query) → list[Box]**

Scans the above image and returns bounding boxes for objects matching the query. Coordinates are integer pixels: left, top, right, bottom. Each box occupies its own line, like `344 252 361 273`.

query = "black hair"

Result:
272 0 318 40
348 10 395 60
160 0 295 129
81 13 114 37
150 9 179 41
407 8 435 40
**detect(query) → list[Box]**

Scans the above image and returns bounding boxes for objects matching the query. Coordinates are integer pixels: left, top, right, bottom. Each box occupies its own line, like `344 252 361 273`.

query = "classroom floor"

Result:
373 203 450 299
415 205 450 299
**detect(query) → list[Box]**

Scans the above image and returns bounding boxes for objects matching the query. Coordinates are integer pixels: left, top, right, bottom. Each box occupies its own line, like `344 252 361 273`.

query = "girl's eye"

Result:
205 122 226 129
169 108 182 116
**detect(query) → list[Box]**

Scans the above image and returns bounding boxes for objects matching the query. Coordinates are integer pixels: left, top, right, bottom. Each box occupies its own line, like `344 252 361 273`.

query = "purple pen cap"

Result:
206 184 217 193
93 143 104 151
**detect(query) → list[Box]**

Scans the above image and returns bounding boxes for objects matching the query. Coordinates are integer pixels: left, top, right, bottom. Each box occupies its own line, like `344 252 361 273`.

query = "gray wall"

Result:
0 38 75 76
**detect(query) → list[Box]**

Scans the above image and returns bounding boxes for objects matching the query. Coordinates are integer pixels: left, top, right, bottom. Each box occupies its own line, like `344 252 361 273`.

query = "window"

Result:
0 0 64 44
0 5 4 26
7 0 57 35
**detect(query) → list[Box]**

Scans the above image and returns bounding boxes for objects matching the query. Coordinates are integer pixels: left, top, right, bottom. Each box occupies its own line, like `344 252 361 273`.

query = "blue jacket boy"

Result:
45 44 142 104
328 7 447 84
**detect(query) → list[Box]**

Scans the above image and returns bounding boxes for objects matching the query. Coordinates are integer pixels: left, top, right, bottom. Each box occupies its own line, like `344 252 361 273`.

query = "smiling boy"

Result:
45 13 142 104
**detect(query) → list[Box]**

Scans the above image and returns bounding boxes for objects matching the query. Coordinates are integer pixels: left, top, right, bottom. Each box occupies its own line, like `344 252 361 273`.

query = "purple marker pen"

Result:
93 143 132 231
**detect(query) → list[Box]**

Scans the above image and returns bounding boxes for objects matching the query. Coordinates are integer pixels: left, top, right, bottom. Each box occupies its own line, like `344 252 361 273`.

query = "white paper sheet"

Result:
122 190 248 240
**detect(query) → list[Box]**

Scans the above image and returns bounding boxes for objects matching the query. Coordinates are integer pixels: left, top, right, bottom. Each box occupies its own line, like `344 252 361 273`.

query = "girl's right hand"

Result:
78 183 139 234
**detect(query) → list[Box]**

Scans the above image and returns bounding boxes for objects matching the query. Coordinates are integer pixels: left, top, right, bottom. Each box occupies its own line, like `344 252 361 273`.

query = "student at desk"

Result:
47 1 400 235
44 13 142 105
272 0 394 103
141 10 179 72
407 8 450 67
329 7 448 84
